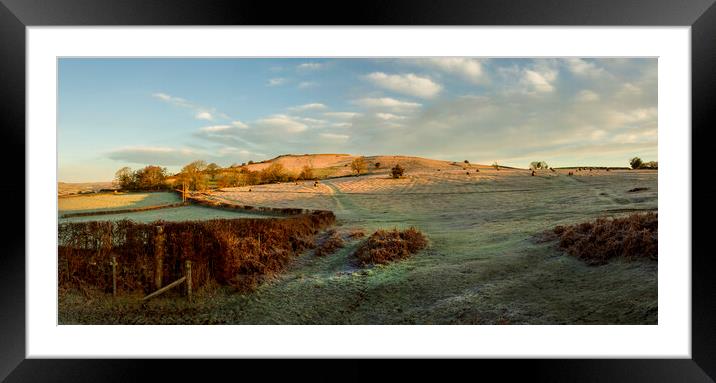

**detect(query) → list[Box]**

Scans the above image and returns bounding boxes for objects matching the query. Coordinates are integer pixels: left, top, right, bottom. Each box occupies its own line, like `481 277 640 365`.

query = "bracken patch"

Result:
550 212 657 265
354 227 428 265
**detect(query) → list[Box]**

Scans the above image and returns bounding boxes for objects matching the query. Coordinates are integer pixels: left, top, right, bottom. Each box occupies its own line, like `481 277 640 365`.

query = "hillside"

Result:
242 153 493 178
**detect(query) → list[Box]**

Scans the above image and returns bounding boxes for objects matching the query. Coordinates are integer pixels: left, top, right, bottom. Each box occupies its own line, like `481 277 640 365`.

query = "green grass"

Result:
59 171 657 324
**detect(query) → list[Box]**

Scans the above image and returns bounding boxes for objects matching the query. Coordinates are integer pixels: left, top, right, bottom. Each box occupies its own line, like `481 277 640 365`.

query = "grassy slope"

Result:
59 168 657 325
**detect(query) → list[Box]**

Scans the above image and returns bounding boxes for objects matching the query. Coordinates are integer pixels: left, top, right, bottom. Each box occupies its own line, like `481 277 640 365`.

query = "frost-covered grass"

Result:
59 205 277 223
60 170 658 325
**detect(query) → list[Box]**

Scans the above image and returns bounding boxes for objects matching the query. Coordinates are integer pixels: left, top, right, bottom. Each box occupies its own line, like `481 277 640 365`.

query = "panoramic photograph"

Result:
57 57 657 325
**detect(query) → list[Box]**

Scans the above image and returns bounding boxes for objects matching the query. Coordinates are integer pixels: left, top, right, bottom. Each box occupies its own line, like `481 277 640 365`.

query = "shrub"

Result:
354 227 428 265
374 162 381 169
351 157 367 175
391 164 405 179
550 212 657 265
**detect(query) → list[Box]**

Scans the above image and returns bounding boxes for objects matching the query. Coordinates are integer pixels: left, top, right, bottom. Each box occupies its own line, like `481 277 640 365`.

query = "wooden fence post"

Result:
154 226 164 290
111 255 117 297
185 260 192 301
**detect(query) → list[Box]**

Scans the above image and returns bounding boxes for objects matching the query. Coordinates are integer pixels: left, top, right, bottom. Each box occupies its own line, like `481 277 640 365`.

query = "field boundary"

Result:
186 192 333 216
59 202 188 218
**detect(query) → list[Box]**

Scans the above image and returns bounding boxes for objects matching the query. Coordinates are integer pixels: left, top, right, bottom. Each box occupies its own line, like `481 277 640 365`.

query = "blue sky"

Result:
58 58 657 182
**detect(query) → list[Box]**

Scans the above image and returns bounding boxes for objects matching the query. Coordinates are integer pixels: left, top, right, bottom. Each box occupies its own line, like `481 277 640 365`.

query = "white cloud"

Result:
199 125 232 133
352 97 422 112
576 90 600 102
376 112 406 121
107 146 200 166
256 114 308 133
419 58 486 84
298 62 323 70
195 111 213 121
267 78 287 86
365 72 442 99
522 69 556 93
152 92 194 108
618 82 642 97
608 107 657 127
232 120 249 129
324 112 361 119
565 58 605 77
289 103 327 112
320 133 350 142
152 91 228 123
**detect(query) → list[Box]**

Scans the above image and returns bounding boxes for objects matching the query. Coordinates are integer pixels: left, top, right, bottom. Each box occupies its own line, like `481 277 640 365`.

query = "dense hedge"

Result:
58 211 335 294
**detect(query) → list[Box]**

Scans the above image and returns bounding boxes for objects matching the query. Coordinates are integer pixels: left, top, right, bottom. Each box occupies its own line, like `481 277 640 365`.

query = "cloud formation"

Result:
365 72 442 99
95 58 657 176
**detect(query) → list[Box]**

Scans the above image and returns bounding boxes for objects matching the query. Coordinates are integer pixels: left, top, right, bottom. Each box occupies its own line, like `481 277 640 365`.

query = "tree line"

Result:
114 160 319 191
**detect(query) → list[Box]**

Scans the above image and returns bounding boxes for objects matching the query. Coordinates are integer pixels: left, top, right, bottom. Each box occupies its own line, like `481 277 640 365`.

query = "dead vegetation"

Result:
546 212 657 265
627 187 650 193
58 211 336 294
314 229 345 257
354 227 428 265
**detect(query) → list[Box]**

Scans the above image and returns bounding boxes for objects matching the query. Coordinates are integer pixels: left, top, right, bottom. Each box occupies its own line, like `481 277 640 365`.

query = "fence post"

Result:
111 255 117 297
185 260 192 302
154 226 164 290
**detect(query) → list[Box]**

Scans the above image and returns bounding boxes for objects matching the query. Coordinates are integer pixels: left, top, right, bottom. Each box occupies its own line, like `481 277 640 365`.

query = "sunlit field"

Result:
60 167 657 324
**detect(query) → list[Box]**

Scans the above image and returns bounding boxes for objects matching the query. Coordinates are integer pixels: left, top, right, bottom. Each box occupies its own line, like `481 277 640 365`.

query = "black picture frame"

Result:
1 0 714 380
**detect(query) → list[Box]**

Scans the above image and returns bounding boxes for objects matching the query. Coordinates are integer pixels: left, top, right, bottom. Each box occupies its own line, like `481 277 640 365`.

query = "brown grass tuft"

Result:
551 212 657 265
314 229 345 257
354 227 428 265
347 228 366 239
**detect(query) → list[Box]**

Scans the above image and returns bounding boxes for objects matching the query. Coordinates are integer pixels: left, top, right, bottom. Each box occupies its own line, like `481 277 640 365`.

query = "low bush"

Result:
550 212 657 265
391 164 405 179
353 227 428 265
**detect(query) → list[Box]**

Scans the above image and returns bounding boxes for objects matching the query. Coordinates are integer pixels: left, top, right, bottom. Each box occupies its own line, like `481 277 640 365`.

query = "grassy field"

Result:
59 192 181 214
59 167 657 324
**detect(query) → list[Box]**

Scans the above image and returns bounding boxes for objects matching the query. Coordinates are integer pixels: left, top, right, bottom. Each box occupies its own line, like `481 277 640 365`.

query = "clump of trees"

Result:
391 164 405 179
177 160 209 191
530 161 549 170
630 157 658 170
114 165 169 191
351 156 367 175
